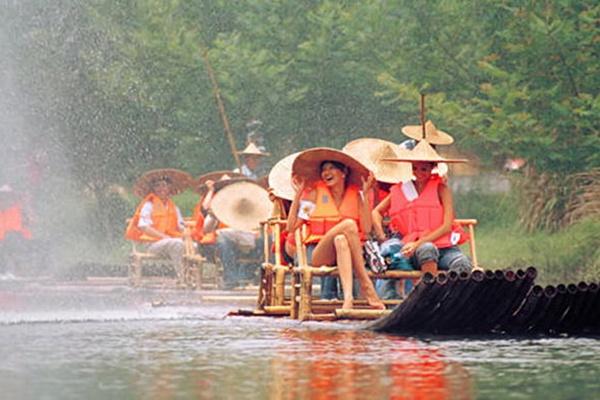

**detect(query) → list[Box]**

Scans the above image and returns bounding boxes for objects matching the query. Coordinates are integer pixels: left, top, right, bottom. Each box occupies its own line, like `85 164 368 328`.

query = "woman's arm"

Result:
201 180 215 210
358 173 375 235
372 194 391 242
286 176 314 233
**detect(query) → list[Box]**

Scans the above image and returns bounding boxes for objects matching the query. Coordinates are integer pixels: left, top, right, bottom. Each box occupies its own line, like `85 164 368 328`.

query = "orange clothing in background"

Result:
125 193 182 242
0 202 32 241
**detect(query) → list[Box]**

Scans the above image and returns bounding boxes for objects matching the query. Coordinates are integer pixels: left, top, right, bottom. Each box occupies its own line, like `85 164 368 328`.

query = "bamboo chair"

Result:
182 219 224 290
255 196 295 314
256 217 295 315
127 219 202 288
128 241 170 287
291 219 479 321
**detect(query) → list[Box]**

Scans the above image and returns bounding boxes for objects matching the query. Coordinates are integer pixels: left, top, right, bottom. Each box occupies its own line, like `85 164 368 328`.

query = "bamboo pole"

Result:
335 309 391 320
299 269 313 321
420 93 426 140
200 45 241 169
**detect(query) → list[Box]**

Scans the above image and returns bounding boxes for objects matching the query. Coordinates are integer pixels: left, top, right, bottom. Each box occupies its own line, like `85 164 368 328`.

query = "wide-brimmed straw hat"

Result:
195 170 245 193
292 147 370 187
237 142 270 157
401 120 454 145
133 168 193 197
383 140 468 164
268 152 300 201
343 138 412 184
210 181 273 231
213 176 255 191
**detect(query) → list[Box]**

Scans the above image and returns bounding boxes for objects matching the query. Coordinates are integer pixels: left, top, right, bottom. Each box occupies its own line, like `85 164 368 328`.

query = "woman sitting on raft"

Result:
372 141 472 274
287 148 385 310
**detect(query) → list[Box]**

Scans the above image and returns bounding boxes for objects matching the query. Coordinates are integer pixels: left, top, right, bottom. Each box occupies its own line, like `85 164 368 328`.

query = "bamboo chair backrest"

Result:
454 219 479 270
263 218 289 266
295 224 309 267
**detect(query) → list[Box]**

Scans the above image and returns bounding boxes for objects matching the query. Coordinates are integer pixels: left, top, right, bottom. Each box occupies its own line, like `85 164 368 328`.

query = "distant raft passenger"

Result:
372 141 472 274
125 169 193 284
234 142 270 180
288 148 384 310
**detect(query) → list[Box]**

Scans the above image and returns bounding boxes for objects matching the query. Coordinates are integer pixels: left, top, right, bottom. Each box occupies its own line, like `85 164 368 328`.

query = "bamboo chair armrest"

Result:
266 218 288 225
455 218 477 226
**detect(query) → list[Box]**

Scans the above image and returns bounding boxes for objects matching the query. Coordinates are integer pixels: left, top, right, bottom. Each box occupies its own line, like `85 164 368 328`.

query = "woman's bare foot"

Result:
367 298 386 310
342 299 354 310
363 285 386 310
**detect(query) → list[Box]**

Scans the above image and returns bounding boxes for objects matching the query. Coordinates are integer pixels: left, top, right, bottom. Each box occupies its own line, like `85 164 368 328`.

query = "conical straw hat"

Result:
292 147 370 187
133 168 193 197
383 140 468 164
237 142 270 156
402 120 454 145
213 176 255 191
210 181 273 231
343 138 412 184
195 170 245 193
268 152 300 201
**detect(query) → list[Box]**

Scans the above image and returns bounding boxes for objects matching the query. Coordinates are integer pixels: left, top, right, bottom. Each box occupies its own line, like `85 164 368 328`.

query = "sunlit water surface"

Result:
1 279 599 399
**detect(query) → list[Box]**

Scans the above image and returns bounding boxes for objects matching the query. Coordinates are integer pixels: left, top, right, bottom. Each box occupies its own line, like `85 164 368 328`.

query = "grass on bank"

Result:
456 190 600 285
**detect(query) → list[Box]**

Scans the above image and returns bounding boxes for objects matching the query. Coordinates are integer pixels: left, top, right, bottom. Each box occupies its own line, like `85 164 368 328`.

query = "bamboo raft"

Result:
369 267 600 336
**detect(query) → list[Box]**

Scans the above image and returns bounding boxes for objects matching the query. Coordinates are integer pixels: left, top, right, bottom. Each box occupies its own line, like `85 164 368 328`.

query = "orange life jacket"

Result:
388 176 467 248
304 181 364 244
0 202 32 241
190 201 227 245
125 194 182 242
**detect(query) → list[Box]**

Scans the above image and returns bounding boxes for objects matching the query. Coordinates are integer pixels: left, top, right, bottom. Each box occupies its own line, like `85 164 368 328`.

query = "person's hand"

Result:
401 241 418 257
361 172 375 193
292 174 306 194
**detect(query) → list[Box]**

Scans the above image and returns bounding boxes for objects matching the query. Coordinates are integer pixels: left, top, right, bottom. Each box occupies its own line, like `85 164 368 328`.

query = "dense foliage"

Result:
1 1 598 270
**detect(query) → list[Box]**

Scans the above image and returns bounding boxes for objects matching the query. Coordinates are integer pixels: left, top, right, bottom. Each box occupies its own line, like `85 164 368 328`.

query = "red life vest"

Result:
388 176 467 248
304 181 364 244
0 202 32 241
125 194 182 242
190 201 228 244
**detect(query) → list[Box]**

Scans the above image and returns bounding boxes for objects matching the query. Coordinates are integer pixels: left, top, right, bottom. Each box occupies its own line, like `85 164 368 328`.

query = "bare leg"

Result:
312 219 384 310
333 234 354 309
333 220 385 310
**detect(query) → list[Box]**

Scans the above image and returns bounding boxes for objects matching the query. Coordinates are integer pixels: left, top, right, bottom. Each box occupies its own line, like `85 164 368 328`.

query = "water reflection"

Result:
5 283 599 399
268 329 473 400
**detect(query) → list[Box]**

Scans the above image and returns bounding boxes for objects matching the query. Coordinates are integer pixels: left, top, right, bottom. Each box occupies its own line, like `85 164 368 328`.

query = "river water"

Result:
1 278 599 399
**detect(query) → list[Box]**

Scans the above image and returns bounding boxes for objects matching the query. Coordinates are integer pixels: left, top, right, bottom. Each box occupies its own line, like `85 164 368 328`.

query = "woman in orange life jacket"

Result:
287 148 384 310
372 140 472 274
125 169 193 283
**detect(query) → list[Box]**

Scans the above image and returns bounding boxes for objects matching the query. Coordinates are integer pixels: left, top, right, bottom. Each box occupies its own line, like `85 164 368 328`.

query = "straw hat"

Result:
195 170 245 193
383 140 468 164
268 152 300 201
133 168 193 197
343 138 412 184
292 147 370 187
213 176 255 191
210 181 274 231
237 142 270 157
401 120 454 145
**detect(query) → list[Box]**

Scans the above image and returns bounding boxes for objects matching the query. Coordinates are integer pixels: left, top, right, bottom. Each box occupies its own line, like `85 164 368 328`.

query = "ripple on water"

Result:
1 282 600 399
